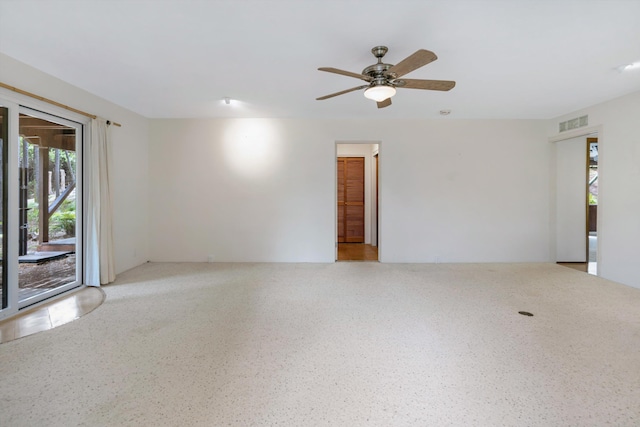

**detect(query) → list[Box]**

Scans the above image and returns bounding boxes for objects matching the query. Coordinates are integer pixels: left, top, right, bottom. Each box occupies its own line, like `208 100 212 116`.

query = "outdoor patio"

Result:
18 253 76 301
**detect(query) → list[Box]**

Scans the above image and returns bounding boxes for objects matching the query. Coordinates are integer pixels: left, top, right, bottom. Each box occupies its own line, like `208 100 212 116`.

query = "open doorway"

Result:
336 143 379 261
555 134 598 275
587 138 598 274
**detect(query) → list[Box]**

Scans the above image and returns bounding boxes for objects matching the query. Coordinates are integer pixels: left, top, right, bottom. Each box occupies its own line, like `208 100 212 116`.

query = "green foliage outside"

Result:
51 199 76 236
19 138 77 247
20 137 76 202
27 197 76 240
26 199 39 236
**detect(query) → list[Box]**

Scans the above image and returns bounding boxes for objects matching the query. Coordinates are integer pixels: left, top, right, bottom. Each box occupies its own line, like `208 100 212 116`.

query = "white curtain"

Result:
85 118 115 286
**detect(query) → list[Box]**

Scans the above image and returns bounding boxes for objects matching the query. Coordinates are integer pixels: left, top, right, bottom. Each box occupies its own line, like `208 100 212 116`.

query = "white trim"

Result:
334 140 382 262
548 125 601 143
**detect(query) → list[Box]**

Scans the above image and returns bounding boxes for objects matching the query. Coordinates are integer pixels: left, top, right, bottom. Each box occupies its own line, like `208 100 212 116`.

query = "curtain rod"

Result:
0 81 122 127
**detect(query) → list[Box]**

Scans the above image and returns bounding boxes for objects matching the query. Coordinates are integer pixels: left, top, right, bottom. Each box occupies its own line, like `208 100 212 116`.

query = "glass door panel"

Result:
18 111 80 307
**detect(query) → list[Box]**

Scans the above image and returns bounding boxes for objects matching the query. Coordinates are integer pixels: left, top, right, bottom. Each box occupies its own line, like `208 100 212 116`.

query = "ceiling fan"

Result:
316 46 455 108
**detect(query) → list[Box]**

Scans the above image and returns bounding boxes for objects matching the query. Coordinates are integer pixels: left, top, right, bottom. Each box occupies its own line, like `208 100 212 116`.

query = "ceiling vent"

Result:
559 115 588 132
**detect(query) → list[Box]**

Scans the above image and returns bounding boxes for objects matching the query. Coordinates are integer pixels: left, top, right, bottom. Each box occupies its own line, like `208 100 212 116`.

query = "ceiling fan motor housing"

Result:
362 63 394 79
363 46 396 82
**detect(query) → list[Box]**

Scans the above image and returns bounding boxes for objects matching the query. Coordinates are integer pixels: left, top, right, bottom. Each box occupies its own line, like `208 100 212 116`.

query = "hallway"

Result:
337 243 378 261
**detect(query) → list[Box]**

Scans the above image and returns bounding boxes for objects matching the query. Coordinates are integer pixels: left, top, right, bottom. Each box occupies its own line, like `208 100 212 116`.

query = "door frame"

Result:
586 137 598 271
334 141 381 261
549 125 603 275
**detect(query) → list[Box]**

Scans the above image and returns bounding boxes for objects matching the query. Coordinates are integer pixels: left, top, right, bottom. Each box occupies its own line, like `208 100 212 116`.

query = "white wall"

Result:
149 119 335 262
555 137 587 262
550 90 640 288
149 118 551 263
0 53 150 275
379 120 551 263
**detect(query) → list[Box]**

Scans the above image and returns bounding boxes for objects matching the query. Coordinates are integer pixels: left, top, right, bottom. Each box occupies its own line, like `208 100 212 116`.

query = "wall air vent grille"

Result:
559 115 588 133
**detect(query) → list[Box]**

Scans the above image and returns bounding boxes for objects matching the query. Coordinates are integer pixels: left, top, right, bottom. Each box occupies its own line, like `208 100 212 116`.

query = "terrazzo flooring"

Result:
0 262 639 426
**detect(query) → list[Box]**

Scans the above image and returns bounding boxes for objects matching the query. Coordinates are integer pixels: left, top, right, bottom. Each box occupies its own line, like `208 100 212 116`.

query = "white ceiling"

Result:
1 0 639 119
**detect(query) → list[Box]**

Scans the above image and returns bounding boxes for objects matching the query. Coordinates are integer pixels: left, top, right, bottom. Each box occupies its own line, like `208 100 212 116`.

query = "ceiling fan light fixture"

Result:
317 46 455 107
364 85 396 102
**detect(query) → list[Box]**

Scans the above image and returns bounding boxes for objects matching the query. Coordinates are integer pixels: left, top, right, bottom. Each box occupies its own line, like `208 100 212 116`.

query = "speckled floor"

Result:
1 262 639 426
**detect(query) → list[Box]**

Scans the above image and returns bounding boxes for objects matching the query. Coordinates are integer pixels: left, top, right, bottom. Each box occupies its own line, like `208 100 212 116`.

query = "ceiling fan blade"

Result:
387 49 437 78
316 85 369 100
318 67 372 81
377 98 392 108
400 79 456 91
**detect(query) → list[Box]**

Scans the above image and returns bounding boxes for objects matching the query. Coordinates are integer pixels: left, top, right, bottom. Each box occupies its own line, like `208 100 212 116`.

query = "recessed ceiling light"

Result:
617 62 640 72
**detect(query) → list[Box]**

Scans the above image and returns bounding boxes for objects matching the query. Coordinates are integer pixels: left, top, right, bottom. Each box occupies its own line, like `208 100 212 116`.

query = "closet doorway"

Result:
336 143 379 261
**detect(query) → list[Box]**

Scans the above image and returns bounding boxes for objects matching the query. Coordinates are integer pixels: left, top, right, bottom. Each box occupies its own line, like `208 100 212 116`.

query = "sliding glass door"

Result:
0 99 83 319
17 109 81 307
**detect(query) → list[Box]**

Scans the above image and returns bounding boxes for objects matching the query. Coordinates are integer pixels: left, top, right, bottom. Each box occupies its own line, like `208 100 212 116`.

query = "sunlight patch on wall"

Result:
222 119 282 178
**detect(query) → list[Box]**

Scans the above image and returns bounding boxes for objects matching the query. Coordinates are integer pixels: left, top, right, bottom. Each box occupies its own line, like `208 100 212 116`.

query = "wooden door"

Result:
337 157 365 243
